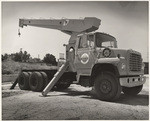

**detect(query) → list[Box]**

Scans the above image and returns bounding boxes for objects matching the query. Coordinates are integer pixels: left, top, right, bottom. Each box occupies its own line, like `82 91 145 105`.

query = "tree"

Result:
2 54 9 61
22 51 30 62
2 54 4 61
13 53 20 62
13 50 30 62
43 54 57 65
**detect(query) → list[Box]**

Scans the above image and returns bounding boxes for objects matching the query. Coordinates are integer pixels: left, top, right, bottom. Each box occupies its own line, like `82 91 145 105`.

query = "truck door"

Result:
74 34 96 75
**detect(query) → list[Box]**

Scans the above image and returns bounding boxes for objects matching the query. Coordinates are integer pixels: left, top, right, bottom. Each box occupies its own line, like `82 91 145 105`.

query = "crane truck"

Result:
11 17 146 101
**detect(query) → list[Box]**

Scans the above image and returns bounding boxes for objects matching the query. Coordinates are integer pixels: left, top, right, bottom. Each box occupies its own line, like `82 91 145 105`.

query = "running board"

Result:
42 61 69 96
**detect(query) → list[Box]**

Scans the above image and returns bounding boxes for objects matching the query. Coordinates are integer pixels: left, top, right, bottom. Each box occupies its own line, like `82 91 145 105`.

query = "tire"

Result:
56 76 71 90
27 72 32 76
122 85 143 96
29 72 44 92
18 72 30 90
40 72 48 90
94 72 121 101
27 72 32 80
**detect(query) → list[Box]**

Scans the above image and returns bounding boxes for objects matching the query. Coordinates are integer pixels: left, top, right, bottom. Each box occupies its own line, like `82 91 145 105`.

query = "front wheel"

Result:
122 85 143 96
94 72 121 101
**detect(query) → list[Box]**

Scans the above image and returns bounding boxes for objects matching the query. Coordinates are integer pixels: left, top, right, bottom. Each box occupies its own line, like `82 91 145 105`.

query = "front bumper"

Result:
119 75 146 87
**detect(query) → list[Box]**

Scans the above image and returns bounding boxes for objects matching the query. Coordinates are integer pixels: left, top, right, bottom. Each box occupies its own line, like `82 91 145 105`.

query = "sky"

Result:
2 1 149 62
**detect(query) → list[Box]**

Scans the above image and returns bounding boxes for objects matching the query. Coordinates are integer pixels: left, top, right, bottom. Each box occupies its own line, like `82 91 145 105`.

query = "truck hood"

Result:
111 48 128 58
96 47 141 59
96 47 129 58
111 48 141 58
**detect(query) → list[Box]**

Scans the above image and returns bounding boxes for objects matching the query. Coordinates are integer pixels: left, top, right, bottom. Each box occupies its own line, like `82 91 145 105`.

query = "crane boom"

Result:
19 17 101 35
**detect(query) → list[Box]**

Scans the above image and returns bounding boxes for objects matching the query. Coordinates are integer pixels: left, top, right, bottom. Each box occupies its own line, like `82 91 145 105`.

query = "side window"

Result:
78 35 88 48
87 35 94 48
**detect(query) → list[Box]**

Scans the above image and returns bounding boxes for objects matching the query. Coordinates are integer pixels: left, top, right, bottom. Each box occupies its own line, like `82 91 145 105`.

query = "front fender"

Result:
95 57 128 76
90 58 121 86
96 57 120 65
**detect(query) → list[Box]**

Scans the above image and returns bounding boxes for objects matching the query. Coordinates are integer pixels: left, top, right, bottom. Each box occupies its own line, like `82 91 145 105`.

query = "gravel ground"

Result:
2 77 149 120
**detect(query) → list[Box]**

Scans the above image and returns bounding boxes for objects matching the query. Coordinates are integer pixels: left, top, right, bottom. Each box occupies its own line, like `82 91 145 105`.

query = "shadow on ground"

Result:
46 88 149 106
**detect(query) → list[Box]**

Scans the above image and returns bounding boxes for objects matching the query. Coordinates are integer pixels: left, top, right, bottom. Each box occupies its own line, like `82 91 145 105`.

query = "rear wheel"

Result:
122 85 143 95
18 72 30 90
40 72 48 90
27 72 32 76
29 72 44 92
94 72 121 101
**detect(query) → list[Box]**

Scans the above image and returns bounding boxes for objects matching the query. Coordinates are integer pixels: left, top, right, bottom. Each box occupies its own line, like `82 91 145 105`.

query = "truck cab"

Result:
67 32 146 101
74 32 118 75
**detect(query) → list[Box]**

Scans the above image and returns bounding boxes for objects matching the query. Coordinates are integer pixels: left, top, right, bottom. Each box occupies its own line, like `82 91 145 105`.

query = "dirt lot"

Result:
2 75 149 120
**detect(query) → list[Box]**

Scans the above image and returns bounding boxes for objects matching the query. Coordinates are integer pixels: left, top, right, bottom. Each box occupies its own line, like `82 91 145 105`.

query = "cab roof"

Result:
95 32 116 42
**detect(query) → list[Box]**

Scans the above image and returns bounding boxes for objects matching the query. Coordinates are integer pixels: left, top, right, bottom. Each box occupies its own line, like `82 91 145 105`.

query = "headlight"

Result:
121 63 126 70
103 48 111 57
142 63 145 70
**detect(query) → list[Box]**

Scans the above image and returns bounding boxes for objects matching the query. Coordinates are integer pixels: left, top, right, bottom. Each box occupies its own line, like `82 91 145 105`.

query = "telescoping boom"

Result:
19 17 101 35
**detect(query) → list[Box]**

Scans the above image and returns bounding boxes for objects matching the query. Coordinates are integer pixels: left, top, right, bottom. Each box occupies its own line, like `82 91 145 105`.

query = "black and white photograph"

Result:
1 1 149 120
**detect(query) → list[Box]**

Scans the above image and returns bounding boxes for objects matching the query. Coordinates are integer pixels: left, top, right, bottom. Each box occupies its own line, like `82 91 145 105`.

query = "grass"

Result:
2 74 18 83
2 60 58 75
2 60 58 83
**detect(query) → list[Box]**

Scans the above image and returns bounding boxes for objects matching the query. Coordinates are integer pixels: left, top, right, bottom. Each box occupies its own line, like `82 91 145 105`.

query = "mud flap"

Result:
42 61 69 96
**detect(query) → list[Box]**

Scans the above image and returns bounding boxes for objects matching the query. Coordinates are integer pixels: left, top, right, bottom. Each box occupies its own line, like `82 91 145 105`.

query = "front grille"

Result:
129 53 142 71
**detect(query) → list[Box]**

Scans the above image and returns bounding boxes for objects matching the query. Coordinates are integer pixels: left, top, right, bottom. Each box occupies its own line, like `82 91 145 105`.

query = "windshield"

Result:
95 33 117 48
101 41 116 48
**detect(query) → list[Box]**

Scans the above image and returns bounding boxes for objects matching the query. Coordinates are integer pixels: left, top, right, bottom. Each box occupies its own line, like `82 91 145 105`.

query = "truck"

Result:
11 17 146 101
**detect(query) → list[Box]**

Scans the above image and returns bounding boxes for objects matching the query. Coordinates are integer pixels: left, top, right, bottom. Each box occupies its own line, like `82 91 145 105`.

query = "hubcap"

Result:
100 80 112 93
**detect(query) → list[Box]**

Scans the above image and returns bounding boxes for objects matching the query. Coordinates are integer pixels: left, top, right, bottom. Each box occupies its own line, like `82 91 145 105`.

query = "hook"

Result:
18 28 21 37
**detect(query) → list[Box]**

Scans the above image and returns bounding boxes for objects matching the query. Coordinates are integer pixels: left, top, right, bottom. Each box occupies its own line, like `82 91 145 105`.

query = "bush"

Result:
2 69 13 75
13 51 30 62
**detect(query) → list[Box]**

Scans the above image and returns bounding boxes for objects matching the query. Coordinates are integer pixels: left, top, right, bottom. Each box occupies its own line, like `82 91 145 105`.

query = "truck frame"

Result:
11 17 146 101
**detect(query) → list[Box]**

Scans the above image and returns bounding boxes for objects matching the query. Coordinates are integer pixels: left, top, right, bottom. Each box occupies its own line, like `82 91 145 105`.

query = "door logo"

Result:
81 53 89 64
